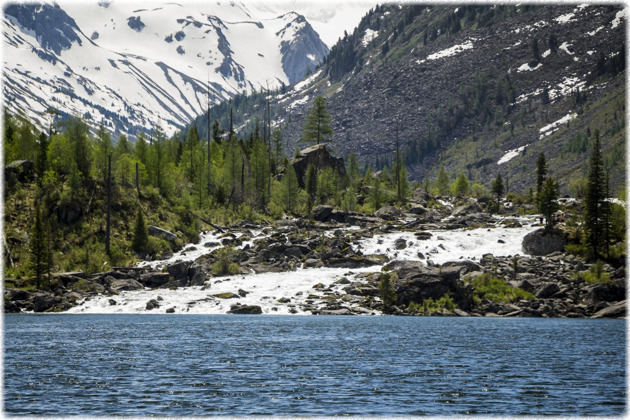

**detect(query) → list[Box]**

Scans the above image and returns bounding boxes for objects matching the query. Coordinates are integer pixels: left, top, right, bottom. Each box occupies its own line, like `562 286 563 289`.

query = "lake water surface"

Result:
4 315 626 416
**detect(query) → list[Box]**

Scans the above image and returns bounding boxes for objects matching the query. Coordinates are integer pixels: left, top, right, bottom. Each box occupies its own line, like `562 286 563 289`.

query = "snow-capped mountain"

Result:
2 1 331 137
206 3 626 194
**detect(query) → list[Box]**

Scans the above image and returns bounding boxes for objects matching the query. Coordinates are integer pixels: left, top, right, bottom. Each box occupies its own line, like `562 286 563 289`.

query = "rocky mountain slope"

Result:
2 1 329 138
203 4 626 195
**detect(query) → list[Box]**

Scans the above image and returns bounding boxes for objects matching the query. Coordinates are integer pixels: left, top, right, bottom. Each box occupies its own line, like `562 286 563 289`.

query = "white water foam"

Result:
68 216 539 314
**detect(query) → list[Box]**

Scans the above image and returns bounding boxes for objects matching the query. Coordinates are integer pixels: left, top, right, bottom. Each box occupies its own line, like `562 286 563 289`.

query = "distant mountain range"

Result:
199 3 626 194
2 1 334 137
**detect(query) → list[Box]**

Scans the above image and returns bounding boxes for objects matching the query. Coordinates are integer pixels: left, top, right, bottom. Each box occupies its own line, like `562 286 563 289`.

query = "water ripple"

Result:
4 315 625 416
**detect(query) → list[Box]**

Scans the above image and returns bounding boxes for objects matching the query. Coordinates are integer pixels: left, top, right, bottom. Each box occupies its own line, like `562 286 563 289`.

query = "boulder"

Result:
5 160 34 184
320 308 354 315
290 144 346 189
148 225 177 242
312 205 334 222
5 288 30 302
139 272 171 288
145 299 160 310
303 258 324 268
284 246 305 258
536 283 560 298
213 292 240 299
110 278 144 292
394 238 407 250
415 231 433 241
167 261 192 281
582 282 626 305
374 206 403 220
109 279 144 292
408 204 427 215
452 201 482 217
591 300 626 318
392 267 459 305
522 228 567 256
188 259 210 286
32 293 61 312
228 304 262 314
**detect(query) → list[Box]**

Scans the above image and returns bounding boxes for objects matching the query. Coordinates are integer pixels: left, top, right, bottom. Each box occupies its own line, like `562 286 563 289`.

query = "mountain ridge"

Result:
2 1 330 138
201 3 625 195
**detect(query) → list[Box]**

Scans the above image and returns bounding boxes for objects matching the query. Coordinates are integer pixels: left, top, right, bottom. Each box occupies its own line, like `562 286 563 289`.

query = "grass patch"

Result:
408 294 456 314
468 273 535 305
579 260 611 284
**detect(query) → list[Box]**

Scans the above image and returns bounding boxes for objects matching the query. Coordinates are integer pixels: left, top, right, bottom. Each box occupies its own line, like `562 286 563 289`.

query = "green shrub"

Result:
211 246 240 276
409 295 456 314
469 273 535 304
580 260 610 284
378 272 398 310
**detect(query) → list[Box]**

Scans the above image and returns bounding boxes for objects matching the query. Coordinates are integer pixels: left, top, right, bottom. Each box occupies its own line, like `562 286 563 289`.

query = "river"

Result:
67 215 539 314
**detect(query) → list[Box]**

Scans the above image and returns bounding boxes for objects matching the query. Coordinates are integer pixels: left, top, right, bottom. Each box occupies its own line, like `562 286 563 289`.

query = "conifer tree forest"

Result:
3 83 626 283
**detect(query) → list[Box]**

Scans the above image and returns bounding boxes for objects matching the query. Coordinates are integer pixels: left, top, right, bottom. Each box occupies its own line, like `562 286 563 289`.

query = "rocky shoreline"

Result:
4 202 626 318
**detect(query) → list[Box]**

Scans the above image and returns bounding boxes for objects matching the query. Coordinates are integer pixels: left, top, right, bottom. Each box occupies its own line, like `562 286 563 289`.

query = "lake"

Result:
4 315 626 416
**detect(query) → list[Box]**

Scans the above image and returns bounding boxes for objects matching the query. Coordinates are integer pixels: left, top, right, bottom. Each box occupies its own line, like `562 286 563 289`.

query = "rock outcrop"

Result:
290 144 346 188
522 228 567 255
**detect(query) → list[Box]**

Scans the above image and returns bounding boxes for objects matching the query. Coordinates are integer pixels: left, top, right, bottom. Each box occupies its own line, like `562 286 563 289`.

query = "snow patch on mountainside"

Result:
498 144 530 165
539 113 577 139
611 8 627 28
517 62 542 72
362 28 378 46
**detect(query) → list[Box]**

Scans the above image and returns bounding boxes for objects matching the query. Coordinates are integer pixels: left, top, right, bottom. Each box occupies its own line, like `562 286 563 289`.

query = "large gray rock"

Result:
5 160 34 184
388 262 459 305
148 225 177 242
408 204 427 215
522 228 567 256
452 201 482 217
290 144 346 189
374 205 403 220
110 278 144 292
591 300 626 318
312 205 334 222
139 272 171 288
31 292 61 312
188 258 210 286
535 282 560 299
228 304 262 314
167 261 192 281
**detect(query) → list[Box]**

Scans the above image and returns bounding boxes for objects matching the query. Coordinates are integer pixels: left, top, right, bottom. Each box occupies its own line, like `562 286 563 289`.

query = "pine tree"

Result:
65 116 92 178
135 132 148 165
96 122 113 182
280 163 301 213
452 173 469 197
301 96 334 146
536 152 547 194
436 166 450 196
251 137 269 206
30 199 48 289
538 177 559 229
36 132 48 183
492 172 504 213
370 175 383 210
347 152 360 185
132 209 149 253
185 125 200 182
584 130 606 259
115 134 131 157
305 164 318 205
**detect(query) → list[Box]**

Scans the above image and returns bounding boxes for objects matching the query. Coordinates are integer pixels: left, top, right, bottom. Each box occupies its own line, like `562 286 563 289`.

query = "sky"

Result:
244 0 378 47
